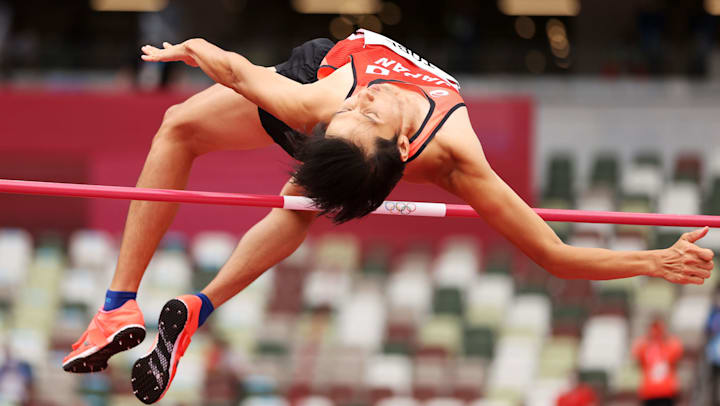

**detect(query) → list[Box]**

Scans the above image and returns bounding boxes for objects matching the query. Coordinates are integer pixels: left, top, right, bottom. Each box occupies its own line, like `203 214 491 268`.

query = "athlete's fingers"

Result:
685 254 714 267
697 260 715 271
684 275 705 285
141 49 159 62
694 246 716 262
141 45 162 58
141 44 187 63
689 268 711 279
163 42 173 49
681 227 709 243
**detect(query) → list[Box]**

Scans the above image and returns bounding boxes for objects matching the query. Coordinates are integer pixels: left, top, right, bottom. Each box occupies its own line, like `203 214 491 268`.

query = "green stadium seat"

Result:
705 177 720 215
256 340 289 357
553 299 588 319
654 231 682 250
590 153 620 190
363 243 391 276
433 287 464 316
515 283 548 297
383 340 413 356
544 154 574 202
578 369 608 394
463 326 495 359
634 151 662 168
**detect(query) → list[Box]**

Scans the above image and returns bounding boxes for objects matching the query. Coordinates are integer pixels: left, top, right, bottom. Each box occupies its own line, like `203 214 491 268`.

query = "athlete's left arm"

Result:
439 108 714 284
141 38 342 131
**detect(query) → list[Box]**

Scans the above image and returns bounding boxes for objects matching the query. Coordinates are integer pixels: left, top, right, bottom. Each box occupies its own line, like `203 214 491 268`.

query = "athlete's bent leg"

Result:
202 180 315 306
63 84 275 373
131 180 315 403
111 84 274 292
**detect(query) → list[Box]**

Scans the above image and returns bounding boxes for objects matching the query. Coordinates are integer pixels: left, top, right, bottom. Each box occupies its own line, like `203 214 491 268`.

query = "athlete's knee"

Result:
162 103 186 128
152 102 200 155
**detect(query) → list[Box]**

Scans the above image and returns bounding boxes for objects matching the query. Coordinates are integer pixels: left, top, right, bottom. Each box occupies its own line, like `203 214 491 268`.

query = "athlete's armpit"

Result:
228 54 351 132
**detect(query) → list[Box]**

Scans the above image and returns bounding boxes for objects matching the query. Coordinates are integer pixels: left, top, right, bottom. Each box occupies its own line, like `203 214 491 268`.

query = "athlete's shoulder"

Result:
434 104 490 172
305 64 354 121
435 103 472 142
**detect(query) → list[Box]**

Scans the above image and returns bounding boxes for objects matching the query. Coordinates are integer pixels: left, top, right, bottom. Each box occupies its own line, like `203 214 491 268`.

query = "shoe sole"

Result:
131 299 188 404
62 326 146 373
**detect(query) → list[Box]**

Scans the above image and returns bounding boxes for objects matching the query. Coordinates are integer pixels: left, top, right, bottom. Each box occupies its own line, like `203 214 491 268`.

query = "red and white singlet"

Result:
318 30 466 162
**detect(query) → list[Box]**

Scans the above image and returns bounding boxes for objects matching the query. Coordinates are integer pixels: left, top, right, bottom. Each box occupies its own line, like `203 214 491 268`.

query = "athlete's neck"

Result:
396 86 430 140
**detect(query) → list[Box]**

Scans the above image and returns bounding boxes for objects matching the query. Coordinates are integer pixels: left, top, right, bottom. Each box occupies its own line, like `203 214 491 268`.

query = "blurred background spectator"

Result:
0 341 34 405
555 371 598 406
633 318 683 406
706 288 720 405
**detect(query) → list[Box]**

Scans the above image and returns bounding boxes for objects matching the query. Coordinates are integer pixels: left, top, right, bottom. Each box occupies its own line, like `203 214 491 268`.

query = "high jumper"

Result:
46 29 715 403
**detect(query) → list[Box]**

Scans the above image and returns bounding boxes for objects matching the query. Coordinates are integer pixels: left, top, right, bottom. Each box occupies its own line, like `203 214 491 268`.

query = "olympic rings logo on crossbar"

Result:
384 201 417 215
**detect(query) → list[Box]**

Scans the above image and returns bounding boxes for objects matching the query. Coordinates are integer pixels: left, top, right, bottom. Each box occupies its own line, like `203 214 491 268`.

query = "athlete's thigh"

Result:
175 83 273 154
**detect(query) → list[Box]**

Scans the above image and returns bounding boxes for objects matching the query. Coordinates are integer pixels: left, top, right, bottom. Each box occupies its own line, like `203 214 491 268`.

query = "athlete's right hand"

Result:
141 40 200 67
656 227 714 284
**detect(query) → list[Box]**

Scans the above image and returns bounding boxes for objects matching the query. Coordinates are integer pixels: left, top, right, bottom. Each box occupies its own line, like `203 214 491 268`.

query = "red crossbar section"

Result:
0 179 285 209
445 204 720 227
1 179 719 228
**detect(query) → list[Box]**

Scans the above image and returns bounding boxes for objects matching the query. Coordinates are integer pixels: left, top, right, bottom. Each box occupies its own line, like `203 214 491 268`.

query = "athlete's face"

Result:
325 84 408 158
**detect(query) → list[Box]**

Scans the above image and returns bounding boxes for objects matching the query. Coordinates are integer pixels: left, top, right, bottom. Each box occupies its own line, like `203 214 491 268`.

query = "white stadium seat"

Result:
190 231 237 270
0 228 33 292
622 164 664 200
578 315 628 376
377 397 420 406
465 274 514 329
365 354 413 395
433 236 481 289
68 229 115 270
337 283 386 351
504 294 551 338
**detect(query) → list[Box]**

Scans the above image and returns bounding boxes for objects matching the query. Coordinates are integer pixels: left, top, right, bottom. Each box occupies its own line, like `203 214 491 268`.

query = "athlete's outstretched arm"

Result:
440 109 714 284
141 39 345 131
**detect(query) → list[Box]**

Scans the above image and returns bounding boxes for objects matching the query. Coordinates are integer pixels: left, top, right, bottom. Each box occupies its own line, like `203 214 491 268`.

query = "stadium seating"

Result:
2 152 720 405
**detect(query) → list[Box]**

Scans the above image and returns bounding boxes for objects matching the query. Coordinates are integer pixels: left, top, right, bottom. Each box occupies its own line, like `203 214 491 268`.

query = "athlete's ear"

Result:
397 134 410 162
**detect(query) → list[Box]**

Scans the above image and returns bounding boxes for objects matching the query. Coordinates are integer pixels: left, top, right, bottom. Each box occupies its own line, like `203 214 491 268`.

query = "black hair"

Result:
292 124 406 224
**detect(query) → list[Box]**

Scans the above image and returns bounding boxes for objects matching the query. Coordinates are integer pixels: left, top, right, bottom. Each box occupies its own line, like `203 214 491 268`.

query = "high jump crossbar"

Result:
0 179 719 228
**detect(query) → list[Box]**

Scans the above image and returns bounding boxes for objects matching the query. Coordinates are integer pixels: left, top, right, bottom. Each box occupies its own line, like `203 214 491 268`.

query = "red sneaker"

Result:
131 295 201 404
62 300 146 373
